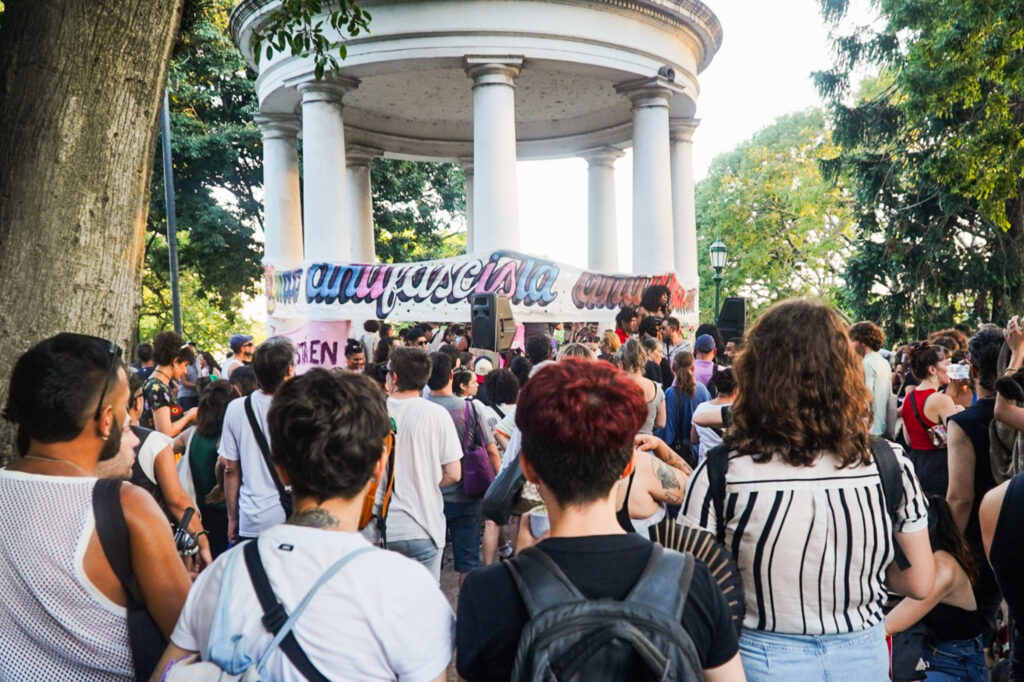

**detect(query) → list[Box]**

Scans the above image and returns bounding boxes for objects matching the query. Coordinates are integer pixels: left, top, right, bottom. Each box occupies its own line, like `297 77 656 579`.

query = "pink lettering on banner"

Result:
280 320 351 374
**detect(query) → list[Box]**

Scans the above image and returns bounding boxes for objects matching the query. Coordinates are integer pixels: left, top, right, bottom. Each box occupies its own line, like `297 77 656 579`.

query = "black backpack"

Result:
504 544 703 681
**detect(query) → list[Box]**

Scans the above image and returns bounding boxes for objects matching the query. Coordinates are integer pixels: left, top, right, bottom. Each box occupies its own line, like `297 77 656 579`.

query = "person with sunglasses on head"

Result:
0 333 192 681
142 331 198 438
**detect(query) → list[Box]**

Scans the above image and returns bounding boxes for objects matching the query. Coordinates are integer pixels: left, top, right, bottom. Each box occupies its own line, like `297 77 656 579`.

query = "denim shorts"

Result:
444 500 482 573
387 537 441 582
739 621 888 681
924 636 987 682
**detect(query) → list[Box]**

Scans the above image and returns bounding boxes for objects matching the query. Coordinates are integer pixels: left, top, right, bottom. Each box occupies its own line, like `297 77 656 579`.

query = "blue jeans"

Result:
924 636 987 682
444 500 482 573
739 621 888 681
387 538 441 582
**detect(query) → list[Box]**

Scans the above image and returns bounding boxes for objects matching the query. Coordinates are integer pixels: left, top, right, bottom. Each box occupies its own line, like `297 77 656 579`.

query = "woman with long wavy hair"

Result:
680 299 935 681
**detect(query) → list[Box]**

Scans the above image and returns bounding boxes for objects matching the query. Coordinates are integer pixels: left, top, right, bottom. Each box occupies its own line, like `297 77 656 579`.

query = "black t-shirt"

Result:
456 533 738 681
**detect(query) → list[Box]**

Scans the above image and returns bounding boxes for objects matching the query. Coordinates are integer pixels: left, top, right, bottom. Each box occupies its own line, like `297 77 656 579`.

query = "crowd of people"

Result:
6 294 1024 680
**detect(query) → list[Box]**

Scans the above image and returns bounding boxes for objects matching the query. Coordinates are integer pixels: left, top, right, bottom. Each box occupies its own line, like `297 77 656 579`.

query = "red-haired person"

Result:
456 359 743 682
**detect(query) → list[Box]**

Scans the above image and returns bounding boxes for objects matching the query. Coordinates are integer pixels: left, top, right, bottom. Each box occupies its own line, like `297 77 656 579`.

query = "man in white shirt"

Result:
155 369 454 682
849 321 893 436
662 316 692 363
380 346 462 581
221 334 254 379
220 336 296 542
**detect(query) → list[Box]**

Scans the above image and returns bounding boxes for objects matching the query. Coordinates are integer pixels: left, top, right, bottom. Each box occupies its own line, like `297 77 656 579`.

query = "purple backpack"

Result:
461 401 495 497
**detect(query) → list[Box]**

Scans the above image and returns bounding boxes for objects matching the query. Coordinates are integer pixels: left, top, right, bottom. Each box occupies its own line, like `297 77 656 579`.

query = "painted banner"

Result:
270 319 351 374
264 250 698 324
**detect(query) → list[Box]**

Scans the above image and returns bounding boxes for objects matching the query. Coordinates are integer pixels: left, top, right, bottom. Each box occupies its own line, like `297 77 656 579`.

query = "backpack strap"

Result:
626 544 695 622
870 437 912 571
244 540 328 681
244 395 291 517
92 479 166 680
705 444 731 545
505 546 587 618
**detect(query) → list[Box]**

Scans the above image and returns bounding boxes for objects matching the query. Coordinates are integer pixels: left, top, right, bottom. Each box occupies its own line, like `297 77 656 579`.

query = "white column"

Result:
460 158 475 254
297 77 358 262
581 147 624 272
670 119 700 287
465 57 523 254
616 77 682 274
255 114 304 268
346 145 381 263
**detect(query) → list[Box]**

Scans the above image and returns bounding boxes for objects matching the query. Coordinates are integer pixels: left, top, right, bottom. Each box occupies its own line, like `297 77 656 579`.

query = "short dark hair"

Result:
728 337 745 348
708 367 737 395
3 333 125 451
268 369 390 502
388 346 430 391
525 334 552 364
509 356 533 388
195 380 236 438
252 336 295 393
136 343 154 363
363 320 380 333
664 317 680 332
968 327 1004 392
152 330 195 366
615 306 638 329
638 316 662 339
439 343 460 368
516 359 646 505
452 368 475 396
485 368 519 405
427 352 453 391
345 339 364 358
406 326 427 345
230 366 258 396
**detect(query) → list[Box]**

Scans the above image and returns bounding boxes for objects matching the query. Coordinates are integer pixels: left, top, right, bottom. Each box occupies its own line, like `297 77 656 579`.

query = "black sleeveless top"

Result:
923 602 986 641
990 474 1024 678
947 398 1000 637
616 471 637 534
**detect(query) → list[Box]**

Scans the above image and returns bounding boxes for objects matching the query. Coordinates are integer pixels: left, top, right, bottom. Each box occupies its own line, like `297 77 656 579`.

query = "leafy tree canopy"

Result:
815 0 1024 342
696 109 855 321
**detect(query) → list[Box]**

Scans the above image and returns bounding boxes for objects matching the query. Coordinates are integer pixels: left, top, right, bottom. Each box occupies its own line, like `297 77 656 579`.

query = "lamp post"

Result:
709 238 727 325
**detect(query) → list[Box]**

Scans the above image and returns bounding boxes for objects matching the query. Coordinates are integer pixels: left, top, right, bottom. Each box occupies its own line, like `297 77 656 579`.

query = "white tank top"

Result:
0 469 133 680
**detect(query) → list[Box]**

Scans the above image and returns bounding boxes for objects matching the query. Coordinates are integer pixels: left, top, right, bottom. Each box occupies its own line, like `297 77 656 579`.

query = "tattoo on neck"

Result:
287 507 342 529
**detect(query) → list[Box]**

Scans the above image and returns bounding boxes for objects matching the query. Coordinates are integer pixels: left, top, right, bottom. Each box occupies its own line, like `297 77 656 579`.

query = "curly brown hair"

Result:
848 321 884 352
729 299 873 468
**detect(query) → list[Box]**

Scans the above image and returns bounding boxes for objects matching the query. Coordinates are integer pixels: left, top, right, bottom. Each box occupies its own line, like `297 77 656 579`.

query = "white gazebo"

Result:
231 0 721 319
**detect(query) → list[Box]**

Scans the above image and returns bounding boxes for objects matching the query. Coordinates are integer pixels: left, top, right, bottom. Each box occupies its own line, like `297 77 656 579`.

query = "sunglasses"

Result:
57 334 123 421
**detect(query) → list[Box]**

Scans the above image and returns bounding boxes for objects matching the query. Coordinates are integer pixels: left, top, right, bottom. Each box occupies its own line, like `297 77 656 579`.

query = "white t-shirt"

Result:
219 391 286 537
382 397 462 548
221 357 242 379
692 401 730 465
136 428 173 484
170 526 454 682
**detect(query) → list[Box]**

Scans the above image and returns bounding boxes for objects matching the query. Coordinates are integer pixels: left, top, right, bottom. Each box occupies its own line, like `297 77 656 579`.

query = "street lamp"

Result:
709 239 727 325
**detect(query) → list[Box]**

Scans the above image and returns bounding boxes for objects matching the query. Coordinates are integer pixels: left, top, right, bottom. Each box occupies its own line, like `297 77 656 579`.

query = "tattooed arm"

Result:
634 433 693 476
649 456 687 507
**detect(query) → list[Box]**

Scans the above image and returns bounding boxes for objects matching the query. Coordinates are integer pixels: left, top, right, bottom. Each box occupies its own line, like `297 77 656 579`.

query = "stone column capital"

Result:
465 56 524 88
345 144 383 167
254 113 301 140
295 75 360 104
580 146 625 168
615 76 685 109
670 118 701 143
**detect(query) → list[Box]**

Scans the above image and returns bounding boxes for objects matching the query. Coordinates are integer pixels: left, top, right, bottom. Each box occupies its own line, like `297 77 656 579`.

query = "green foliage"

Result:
143 0 263 346
250 0 370 81
816 0 1024 342
695 109 856 321
372 159 467 263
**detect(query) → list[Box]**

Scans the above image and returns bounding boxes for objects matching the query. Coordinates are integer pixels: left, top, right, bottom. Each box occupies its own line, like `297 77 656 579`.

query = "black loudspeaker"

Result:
471 293 516 352
717 297 746 341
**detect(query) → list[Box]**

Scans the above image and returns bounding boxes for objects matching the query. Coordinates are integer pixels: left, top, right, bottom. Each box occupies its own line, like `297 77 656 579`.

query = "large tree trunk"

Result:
0 0 185 458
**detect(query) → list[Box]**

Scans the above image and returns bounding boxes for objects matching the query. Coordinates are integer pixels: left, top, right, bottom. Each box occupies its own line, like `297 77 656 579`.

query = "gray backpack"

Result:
505 544 703 682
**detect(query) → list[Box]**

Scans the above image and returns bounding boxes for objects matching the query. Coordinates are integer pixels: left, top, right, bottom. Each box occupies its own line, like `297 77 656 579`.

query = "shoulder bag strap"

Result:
504 546 586 618
908 389 933 431
705 444 730 545
492 403 505 419
92 479 144 607
870 437 911 570
377 430 397 547
244 395 290 514
243 540 329 682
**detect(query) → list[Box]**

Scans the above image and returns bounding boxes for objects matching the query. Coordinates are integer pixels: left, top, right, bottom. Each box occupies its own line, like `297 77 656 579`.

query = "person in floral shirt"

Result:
141 331 197 437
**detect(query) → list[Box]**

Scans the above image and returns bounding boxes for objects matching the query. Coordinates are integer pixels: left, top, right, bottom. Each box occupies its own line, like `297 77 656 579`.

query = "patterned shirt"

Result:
141 375 182 430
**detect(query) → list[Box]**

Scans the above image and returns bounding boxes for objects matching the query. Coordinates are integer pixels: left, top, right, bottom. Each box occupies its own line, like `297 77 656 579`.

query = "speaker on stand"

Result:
470 293 516 352
717 297 746 341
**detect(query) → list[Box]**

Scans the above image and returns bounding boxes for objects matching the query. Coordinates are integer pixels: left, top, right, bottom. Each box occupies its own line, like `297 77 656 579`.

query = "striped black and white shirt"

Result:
679 446 928 635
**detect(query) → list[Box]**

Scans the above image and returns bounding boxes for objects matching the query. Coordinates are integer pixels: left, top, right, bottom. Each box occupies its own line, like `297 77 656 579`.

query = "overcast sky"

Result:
518 0 857 271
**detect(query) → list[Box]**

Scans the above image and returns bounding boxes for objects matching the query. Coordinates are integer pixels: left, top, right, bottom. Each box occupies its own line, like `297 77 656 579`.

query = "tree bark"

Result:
0 0 185 458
